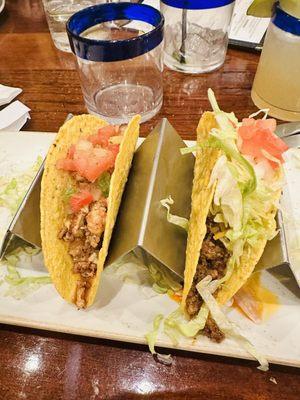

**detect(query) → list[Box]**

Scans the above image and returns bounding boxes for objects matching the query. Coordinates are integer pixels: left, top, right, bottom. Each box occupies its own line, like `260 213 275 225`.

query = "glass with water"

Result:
41 0 102 52
161 0 235 73
41 0 144 52
67 2 164 124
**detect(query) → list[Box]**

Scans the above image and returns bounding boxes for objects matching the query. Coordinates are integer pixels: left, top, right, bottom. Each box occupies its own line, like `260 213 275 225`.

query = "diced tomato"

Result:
69 190 93 213
87 125 118 147
238 118 289 169
67 144 76 159
73 150 115 182
256 119 276 132
241 118 255 127
93 147 110 159
76 139 93 152
87 133 102 146
56 126 118 181
72 156 89 176
107 143 120 161
56 158 76 171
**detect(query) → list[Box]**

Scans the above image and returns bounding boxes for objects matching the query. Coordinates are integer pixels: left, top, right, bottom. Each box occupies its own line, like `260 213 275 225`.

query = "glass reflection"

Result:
24 354 41 373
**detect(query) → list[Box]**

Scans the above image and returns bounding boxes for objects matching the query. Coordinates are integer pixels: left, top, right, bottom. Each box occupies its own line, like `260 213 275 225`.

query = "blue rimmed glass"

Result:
160 0 235 73
67 2 164 124
251 4 300 121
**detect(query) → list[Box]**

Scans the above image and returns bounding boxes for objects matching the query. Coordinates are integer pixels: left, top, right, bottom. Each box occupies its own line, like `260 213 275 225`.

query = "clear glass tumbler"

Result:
67 2 164 124
161 0 235 73
42 0 102 52
251 4 300 121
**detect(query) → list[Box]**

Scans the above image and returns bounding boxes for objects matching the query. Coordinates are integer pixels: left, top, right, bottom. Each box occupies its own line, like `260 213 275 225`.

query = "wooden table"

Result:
0 1 299 399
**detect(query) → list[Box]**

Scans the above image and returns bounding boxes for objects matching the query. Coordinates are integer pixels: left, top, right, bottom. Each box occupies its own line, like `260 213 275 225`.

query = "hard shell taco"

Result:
181 90 289 341
41 114 140 308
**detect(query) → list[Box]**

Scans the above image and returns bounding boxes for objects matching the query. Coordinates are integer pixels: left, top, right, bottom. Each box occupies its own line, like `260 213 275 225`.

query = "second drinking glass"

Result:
161 0 235 74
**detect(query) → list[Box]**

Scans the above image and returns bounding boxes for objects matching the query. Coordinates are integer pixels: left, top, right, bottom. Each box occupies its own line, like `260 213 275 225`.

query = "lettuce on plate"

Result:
0 156 42 214
0 246 51 300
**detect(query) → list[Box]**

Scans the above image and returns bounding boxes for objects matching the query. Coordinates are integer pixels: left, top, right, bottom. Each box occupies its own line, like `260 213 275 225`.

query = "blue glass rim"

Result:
67 2 164 62
273 3 300 36
161 0 235 10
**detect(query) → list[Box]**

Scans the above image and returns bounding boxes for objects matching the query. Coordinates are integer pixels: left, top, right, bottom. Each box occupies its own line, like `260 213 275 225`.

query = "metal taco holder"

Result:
105 118 195 280
0 120 299 286
0 162 44 260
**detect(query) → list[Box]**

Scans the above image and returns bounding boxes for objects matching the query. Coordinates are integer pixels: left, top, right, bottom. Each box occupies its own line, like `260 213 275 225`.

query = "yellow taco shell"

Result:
182 112 280 310
41 114 140 307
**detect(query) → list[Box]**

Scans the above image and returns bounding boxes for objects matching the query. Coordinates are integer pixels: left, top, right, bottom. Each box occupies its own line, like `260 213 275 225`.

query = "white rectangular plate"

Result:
0 132 299 369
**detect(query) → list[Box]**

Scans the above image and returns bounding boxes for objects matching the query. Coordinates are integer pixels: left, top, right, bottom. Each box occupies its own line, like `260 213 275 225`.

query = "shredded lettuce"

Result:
209 155 243 231
196 276 269 371
145 314 164 354
165 305 210 339
156 353 173 365
1 246 51 300
148 263 182 295
208 134 257 197
163 274 227 340
97 172 111 198
0 156 43 214
146 314 173 365
63 187 76 202
160 196 189 232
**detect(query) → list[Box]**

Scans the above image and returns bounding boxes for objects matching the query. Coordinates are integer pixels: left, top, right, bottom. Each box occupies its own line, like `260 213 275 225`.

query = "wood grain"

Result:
0 1 299 399
0 325 299 400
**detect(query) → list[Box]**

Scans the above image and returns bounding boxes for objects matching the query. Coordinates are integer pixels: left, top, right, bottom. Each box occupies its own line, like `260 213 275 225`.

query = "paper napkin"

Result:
0 84 22 106
0 100 31 131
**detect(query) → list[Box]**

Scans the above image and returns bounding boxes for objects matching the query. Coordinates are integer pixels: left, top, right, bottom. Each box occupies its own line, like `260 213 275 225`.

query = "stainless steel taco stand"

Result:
0 120 299 287
0 163 43 261
105 118 195 280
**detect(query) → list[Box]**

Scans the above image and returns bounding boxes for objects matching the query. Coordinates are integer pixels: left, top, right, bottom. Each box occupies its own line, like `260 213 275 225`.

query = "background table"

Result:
0 1 299 399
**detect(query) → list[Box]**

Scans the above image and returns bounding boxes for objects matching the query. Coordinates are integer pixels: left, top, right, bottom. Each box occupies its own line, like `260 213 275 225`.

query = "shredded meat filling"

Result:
186 217 230 342
59 198 107 308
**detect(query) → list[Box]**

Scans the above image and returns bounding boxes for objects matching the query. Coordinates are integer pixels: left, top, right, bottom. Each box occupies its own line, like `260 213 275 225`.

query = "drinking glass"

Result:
41 0 144 52
161 0 235 73
42 0 102 52
67 2 164 124
251 4 300 121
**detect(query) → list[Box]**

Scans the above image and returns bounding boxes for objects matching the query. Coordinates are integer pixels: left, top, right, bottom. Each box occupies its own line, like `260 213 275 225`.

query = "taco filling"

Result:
56 125 124 308
179 89 289 346
186 216 230 342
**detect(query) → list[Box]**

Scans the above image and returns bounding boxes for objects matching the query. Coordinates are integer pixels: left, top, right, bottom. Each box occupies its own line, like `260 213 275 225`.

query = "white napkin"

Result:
0 84 22 106
0 100 31 131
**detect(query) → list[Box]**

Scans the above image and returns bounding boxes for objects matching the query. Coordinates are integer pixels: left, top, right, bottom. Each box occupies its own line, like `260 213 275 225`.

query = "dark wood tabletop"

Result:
0 1 299 399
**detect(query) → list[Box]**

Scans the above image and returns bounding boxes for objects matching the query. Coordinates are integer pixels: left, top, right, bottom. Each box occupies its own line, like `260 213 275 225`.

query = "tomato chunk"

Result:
67 144 76 159
56 126 119 182
56 158 76 171
88 125 118 147
107 143 120 161
69 190 93 213
238 118 288 168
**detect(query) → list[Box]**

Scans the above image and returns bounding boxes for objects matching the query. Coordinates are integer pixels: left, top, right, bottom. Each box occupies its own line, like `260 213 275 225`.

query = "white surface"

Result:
0 84 22 106
0 131 55 248
0 132 299 368
229 0 270 44
282 149 300 286
0 101 31 131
